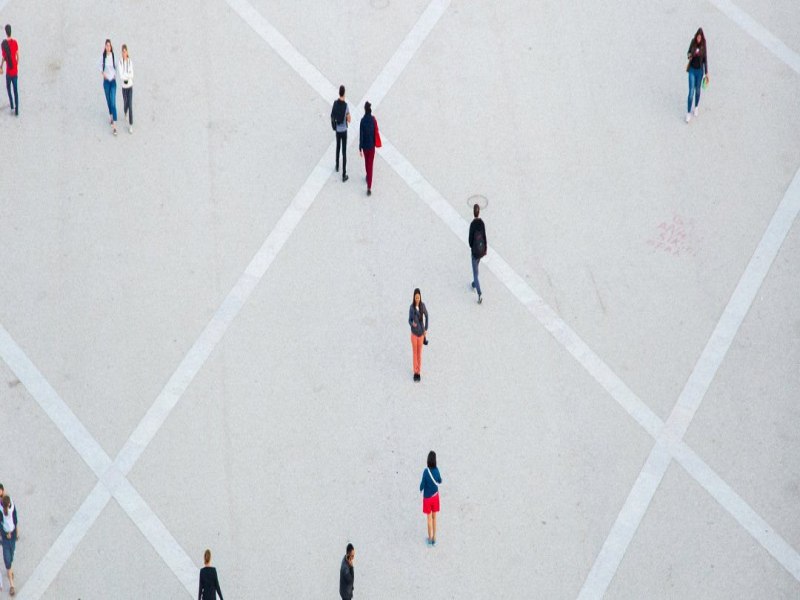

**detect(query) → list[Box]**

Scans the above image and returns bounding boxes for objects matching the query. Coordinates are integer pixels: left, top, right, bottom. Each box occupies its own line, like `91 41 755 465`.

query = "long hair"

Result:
412 288 422 308
427 450 437 470
103 39 115 72
2 495 10 516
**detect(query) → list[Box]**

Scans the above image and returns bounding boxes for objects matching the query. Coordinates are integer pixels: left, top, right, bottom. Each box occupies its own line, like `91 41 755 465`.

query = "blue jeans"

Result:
2 531 15 569
5 75 17 113
687 67 703 113
471 254 482 296
103 78 117 121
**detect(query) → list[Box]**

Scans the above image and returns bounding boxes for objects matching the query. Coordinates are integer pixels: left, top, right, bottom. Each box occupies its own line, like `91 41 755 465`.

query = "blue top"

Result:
419 467 442 498
359 114 376 151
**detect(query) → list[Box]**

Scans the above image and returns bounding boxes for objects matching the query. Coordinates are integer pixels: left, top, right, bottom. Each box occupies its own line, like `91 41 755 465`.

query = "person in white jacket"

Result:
119 43 134 133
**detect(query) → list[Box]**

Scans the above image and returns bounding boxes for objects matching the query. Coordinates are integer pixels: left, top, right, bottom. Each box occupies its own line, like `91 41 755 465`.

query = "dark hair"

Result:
204 549 211 564
346 543 354 555
412 288 421 307
1 495 9 515
4 25 10 37
427 450 437 469
364 101 372 114
0 483 4 492
695 27 704 43
103 39 115 73
473 203 480 218
339 85 345 97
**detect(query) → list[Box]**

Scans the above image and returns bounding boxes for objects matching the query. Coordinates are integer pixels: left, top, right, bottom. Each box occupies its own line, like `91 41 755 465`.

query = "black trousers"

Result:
335 131 347 175
122 86 133 125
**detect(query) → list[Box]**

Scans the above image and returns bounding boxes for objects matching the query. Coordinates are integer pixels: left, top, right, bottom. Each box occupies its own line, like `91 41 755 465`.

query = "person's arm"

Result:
198 570 203 600
423 305 429 332
435 469 442 485
420 471 426 492
468 221 475 248
409 305 415 328
214 569 223 600
481 221 487 249
359 120 364 153
703 46 708 76
346 106 351 124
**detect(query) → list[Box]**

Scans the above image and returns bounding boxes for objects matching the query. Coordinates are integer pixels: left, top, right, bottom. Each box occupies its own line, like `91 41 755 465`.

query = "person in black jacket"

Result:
331 84 351 181
339 543 355 599
198 549 223 600
685 27 709 123
359 101 377 195
468 203 487 304
408 288 429 381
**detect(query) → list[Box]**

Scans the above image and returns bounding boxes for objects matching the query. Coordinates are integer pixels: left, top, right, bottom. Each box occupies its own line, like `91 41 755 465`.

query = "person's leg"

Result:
10 76 17 114
426 512 433 542
6 75 13 109
335 132 342 170
110 80 118 122
687 71 696 115
431 511 437 543
471 255 482 297
364 148 375 190
341 131 347 177
411 334 420 375
693 69 702 110
103 80 112 117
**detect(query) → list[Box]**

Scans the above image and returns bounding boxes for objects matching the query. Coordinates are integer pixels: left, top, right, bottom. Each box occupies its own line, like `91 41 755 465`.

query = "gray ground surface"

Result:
1 1 799 598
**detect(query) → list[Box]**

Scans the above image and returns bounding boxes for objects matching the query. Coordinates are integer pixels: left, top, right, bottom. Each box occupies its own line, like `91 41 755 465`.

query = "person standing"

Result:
359 101 377 196
408 288 428 382
419 451 442 546
119 43 134 134
468 203 487 304
198 549 223 600
339 543 355 600
1 495 18 596
101 39 118 135
331 85 351 182
685 28 709 123
0 24 19 116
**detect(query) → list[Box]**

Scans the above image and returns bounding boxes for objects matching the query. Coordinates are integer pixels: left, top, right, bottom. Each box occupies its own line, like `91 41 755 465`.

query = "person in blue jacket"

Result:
420 450 443 546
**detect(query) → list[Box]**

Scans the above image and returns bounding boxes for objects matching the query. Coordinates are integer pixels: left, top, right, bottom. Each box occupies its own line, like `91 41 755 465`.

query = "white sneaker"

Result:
693 106 699 117
685 113 691 123
129 126 134 134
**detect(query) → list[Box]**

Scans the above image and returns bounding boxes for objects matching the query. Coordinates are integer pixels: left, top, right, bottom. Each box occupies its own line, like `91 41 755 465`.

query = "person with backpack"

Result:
100 39 118 135
408 288 429 382
0 24 19 116
468 203 487 303
331 85 351 182
419 451 442 546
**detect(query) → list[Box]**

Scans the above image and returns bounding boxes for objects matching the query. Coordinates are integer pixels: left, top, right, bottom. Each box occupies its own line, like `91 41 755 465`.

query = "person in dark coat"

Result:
468 203 487 304
359 102 377 195
339 543 355 599
198 549 223 600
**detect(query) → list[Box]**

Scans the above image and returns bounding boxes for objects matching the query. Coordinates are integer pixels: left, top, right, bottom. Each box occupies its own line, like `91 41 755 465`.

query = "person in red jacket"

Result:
0 24 19 116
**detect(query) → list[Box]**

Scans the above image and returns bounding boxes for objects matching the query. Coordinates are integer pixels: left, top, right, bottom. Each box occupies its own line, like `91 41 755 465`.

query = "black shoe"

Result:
367 189 372 196
471 282 475 289
478 293 483 304
413 373 420 382
342 174 349 182
335 165 339 172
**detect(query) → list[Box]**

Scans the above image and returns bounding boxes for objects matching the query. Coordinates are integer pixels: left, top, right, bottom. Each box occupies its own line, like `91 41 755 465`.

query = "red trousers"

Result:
363 148 375 190
411 333 424 375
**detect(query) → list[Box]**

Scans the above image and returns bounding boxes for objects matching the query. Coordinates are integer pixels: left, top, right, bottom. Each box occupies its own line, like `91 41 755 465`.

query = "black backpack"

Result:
330 100 346 131
1 40 12 71
473 228 486 258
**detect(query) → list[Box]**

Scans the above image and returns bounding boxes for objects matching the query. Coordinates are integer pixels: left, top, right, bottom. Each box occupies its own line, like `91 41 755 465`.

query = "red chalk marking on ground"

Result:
646 214 700 257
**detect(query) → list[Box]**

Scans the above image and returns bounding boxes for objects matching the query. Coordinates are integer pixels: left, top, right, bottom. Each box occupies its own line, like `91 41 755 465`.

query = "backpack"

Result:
1 40 12 71
473 228 486 258
331 100 346 131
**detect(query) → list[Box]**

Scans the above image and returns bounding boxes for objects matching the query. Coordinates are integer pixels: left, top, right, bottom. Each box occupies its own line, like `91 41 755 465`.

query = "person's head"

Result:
339 85 345 98
427 450 437 469
203 549 211 565
122 44 129 58
473 203 480 218
2 495 10 515
364 101 372 114
346 543 355 564
0 483 4 497
104 39 113 54
413 288 421 307
695 28 704 45
4 25 10 38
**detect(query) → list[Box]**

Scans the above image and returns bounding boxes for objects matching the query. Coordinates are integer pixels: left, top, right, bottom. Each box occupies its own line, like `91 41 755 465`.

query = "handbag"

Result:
374 117 382 148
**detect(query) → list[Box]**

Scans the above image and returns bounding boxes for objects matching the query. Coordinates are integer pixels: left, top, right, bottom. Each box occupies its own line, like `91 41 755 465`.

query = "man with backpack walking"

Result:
468 203 487 303
0 24 19 116
331 85 351 182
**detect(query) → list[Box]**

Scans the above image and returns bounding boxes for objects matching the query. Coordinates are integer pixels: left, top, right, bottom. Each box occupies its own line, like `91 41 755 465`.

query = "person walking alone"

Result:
685 27 709 123
331 85 351 182
359 101 380 196
198 549 223 600
0 24 19 116
1 495 18 596
408 288 429 382
119 43 134 133
339 543 355 600
420 451 442 546
100 39 118 135
468 203 487 304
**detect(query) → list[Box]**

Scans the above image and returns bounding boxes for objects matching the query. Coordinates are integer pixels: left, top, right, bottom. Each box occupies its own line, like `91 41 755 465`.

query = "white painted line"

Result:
577 443 672 600
16 483 111 600
379 138 665 439
707 0 800 75
224 0 337 100
0 324 112 478
671 440 800 582
578 165 800 598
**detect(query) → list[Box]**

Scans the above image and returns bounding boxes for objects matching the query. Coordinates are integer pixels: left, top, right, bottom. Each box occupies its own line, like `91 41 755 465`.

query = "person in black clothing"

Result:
198 549 223 600
685 27 709 123
468 203 487 304
359 101 377 195
331 84 351 181
339 543 355 600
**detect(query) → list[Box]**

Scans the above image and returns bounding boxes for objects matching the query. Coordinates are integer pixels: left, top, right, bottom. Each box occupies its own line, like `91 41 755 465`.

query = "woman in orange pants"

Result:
408 288 429 381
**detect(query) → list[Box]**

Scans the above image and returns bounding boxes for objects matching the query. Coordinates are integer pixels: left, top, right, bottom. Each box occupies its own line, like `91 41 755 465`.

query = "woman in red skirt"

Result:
419 450 442 546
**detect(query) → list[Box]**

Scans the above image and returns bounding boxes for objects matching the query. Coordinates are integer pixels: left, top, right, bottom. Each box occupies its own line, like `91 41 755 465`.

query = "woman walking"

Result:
359 101 378 196
685 28 709 123
198 549 224 600
119 43 134 133
1 495 18 596
420 451 442 546
408 288 428 382
101 39 118 135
